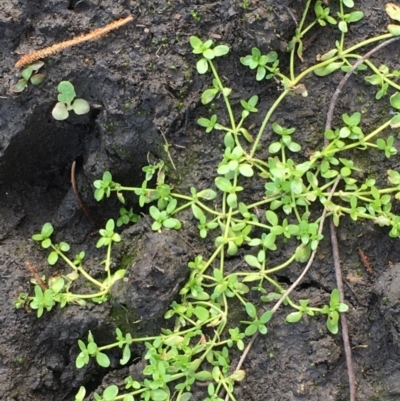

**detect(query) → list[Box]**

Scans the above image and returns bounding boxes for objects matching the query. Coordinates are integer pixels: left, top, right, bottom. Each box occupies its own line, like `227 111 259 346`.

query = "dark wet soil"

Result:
2 0 400 400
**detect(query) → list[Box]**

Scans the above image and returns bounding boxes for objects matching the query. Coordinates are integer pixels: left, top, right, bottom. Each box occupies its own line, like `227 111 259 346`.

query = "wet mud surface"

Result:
2 0 400 400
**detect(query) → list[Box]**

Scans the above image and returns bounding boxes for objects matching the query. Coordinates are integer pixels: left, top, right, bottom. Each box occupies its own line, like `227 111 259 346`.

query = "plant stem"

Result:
54 247 105 289
250 89 289 158
209 60 236 131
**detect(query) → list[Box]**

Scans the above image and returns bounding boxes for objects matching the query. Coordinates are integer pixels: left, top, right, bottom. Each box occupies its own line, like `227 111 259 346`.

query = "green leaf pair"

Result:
240 47 279 81
190 36 229 74
242 302 272 336
52 81 90 120
76 331 111 369
13 61 45 92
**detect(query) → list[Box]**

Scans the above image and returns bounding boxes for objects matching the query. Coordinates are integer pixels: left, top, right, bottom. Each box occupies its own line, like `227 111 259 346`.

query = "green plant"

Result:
190 36 229 75
241 0 251 10
117 207 140 227
285 289 349 334
74 2 400 397
70 2 400 390
14 220 125 317
52 81 90 120
13 61 45 92
240 48 279 81
190 10 201 22
15 1 400 400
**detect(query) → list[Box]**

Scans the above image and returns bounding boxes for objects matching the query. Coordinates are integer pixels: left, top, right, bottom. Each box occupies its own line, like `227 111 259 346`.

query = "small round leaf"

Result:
196 58 208 74
213 45 229 57
30 73 45 85
96 352 111 368
48 251 59 265
103 385 118 401
13 80 28 93
52 102 69 120
390 92 400 109
57 81 76 103
72 98 90 115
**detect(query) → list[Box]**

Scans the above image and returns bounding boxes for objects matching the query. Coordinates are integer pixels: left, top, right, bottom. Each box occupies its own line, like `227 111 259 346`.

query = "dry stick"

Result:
324 37 400 401
329 222 356 399
24 261 47 291
71 161 101 229
15 15 134 68
225 176 341 401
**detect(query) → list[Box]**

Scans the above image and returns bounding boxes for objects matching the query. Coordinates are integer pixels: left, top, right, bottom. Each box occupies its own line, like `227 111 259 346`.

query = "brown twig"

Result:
329 222 356 401
71 160 101 229
15 15 134 68
358 249 375 275
323 37 400 401
24 261 47 291
226 176 341 401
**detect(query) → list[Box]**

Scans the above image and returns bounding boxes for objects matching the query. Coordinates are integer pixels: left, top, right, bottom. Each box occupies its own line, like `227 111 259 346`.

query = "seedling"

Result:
285 289 348 334
191 10 201 21
189 36 229 74
241 0 251 10
14 220 125 316
240 48 279 81
13 61 45 93
116 207 140 227
52 81 90 120
321 289 349 334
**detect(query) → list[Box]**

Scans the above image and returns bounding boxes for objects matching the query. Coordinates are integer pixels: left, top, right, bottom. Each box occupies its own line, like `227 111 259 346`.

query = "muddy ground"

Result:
2 0 400 400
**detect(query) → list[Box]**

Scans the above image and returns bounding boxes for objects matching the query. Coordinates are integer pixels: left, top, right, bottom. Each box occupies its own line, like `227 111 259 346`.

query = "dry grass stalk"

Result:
24 261 47 291
15 15 134 68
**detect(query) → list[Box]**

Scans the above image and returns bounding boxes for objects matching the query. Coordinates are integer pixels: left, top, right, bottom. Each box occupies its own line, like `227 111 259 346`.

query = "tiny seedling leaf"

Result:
96 352 111 368
390 92 400 109
197 189 217 200
242 273 262 282
30 73 45 85
21 66 33 81
213 45 230 57
244 254 261 269
314 62 344 76
48 251 59 265
120 344 131 365
193 306 210 321
57 81 76 104
13 80 28 93
190 35 203 50
286 311 303 323
197 58 208 74
103 385 118 401
72 98 90 115
202 88 218 104
245 302 257 319
52 102 69 120
388 24 400 35
386 3 400 22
